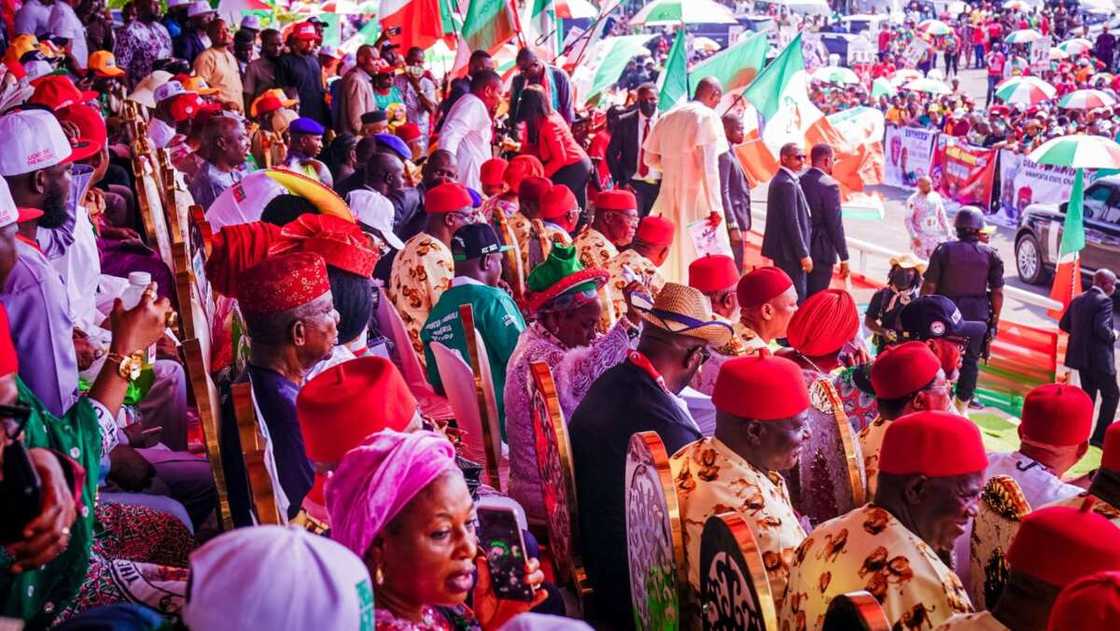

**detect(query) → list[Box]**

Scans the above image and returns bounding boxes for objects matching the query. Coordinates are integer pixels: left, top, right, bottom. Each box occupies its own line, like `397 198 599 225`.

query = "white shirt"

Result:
437 93 492 192
48 1 87 69
15 0 52 36
46 203 100 331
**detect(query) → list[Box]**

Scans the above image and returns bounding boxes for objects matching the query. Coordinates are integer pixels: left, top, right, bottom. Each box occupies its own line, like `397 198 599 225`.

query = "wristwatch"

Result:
106 352 144 381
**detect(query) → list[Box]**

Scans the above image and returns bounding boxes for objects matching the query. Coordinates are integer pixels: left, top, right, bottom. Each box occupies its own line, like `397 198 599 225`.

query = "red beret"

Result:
636 215 675 247
1102 422 1120 471
712 351 810 421
1008 503 1120 588
737 266 793 309
879 411 988 477
786 289 859 357
237 252 331 314
480 158 508 187
1048 571 1120 631
596 189 637 212
0 305 17 378
689 255 739 294
505 155 544 190
539 184 578 220
205 221 284 298
395 122 421 143
425 182 472 214
518 176 552 205
1020 384 1093 447
270 213 379 277
871 341 941 400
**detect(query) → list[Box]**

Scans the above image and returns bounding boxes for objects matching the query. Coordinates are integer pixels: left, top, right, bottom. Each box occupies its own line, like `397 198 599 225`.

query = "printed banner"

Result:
902 37 930 68
884 125 939 188
1030 35 1052 73
930 136 998 209
995 149 1095 226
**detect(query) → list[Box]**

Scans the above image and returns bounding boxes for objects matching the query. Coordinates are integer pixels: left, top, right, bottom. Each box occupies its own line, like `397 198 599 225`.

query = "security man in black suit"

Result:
799 143 850 297
1060 268 1118 446
761 143 813 301
605 83 661 217
921 206 1004 410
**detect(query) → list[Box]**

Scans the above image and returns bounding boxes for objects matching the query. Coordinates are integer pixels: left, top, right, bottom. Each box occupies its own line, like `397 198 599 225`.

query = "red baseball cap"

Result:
28 75 96 111
292 22 320 40
57 103 107 163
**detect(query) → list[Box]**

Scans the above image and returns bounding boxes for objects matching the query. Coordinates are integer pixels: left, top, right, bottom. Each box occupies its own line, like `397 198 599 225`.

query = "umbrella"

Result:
918 19 953 36
812 66 860 85
1050 46 1070 60
630 0 737 26
1005 29 1043 45
1003 0 1031 10
903 77 951 94
556 0 598 19
1058 89 1117 110
1058 38 1093 55
206 170 353 231
871 77 897 99
994 76 1056 105
692 36 721 52
888 68 923 86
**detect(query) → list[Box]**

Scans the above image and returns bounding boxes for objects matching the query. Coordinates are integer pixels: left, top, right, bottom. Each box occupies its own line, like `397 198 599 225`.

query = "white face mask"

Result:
408 65 424 78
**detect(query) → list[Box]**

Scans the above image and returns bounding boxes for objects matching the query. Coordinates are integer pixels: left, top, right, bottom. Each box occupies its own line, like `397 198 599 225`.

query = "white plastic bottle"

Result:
118 272 157 366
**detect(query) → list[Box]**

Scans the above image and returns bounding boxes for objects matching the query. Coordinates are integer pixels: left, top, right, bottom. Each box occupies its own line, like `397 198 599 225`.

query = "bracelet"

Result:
106 351 143 381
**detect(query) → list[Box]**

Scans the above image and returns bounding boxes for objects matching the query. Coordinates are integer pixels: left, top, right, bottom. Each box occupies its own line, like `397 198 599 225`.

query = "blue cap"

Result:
467 187 483 208
289 117 325 136
373 133 411 161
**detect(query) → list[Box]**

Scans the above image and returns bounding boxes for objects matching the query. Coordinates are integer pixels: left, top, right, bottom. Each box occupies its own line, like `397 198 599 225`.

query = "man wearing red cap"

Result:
735 265 799 356
236 252 339 520
1039 420 1120 525
1047 571 1120 631
530 184 578 268
479 157 508 198
860 341 953 495
388 182 473 367
781 411 986 630
671 351 811 609
276 21 329 126
604 214 672 323
688 254 751 395
574 189 639 272
937 504 1120 631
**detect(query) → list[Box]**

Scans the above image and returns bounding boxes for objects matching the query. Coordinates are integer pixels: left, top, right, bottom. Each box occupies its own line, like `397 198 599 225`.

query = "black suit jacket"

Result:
719 151 751 232
1060 286 1117 374
509 66 573 128
762 168 812 263
569 361 702 625
799 167 849 265
606 109 641 185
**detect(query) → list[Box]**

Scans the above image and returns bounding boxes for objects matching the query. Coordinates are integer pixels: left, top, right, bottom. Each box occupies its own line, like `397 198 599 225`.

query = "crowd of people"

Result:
0 0 1120 630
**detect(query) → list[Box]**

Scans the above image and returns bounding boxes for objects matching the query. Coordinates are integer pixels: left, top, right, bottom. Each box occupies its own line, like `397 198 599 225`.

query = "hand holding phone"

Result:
477 506 534 602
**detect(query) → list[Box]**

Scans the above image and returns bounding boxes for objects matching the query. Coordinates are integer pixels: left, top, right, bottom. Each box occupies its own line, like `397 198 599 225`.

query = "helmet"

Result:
954 206 986 231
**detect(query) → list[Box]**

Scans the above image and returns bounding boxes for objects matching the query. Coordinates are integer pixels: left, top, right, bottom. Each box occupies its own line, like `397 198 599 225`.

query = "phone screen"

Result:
478 507 534 602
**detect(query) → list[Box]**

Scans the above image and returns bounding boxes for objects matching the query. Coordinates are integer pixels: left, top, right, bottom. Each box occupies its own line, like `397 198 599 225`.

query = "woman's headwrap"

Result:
786 288 859 358
325 430 458 558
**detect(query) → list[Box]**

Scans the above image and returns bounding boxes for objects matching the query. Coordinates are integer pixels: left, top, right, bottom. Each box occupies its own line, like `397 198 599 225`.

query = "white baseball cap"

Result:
0 177 41 228
153 80 191 104
187 1 215 17
318 45 341 60
240 15 261 30
0 109 73 176
347 189 404 249
183 526 374 631
128 70 173 109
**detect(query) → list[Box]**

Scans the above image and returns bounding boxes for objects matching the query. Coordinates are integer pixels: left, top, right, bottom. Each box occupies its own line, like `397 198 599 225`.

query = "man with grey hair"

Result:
1060 267 1119 446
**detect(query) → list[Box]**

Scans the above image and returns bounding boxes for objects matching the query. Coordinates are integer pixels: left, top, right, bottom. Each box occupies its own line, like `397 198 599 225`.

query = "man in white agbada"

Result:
641 77 729 284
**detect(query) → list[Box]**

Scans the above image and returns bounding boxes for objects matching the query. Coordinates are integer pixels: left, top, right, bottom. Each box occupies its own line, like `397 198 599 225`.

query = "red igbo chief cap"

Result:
518 175 552 205
786 289 859 358
1047 571 1120 631
270 213 378 277
480 158 508 187
395 122 421 143
1020 384 1093 447
0 305 17 377
1102 422 1120 471
205 221 283 298
505 155 544 190
237 251 330 314
636 215 674 247
1008 503 1120 588
425 182 473 214
871 341 941 399
713 350 810 421
596 189 637 212
879 410 988 477
689 255 738 294
539 184 577 220
737 266 793 309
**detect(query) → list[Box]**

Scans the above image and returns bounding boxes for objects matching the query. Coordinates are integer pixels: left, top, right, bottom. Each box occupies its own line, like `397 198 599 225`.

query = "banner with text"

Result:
884 125 939 188
994 149 1095 226
930 136 998 209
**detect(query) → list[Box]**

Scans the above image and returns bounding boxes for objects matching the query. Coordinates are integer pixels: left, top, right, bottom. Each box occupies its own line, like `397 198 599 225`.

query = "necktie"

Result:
637 118 650 178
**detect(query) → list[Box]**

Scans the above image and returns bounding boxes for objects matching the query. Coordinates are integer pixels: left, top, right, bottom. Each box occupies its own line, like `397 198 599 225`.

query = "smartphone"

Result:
477 506 534 602
0 440 42 545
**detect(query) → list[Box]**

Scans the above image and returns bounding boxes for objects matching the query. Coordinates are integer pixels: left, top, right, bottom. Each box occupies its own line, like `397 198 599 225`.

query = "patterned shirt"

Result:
670 437 807 606
858 416 891 498
526 221 573 271
388 233 454 368
780 505 973 631
933 612 1009 631
573 227 618 271
509 212 533 272
605 249 665 326
1039 490 1120 524
394 74 438 152
114 19 173 87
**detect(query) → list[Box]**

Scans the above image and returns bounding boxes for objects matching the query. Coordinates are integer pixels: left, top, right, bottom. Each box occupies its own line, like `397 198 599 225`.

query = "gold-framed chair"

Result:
822 590 890 631
698 511 779 631
229 380 284 525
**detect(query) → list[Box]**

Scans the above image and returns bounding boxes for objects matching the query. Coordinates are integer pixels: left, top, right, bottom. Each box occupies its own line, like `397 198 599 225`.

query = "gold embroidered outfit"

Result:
387 233 453 367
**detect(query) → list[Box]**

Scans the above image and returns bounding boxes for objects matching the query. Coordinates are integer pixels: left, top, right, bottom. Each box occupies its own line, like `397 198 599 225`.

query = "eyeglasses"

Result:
1 404 32 441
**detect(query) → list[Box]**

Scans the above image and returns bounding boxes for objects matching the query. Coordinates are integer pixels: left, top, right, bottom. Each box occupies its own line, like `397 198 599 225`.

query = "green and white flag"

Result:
657 29 688 111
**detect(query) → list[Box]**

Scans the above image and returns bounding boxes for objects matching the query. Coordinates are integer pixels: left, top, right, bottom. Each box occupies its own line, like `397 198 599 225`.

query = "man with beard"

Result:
606 83 661 217
277 21 329 127
243 28 283 111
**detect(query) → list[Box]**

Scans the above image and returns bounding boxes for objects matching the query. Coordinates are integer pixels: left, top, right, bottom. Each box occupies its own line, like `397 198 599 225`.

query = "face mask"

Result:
638 100 656 117
409 65 424 78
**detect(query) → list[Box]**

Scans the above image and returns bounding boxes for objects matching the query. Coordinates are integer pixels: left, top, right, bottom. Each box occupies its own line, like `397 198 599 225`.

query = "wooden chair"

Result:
528 361 591 599
822 591 890 631
492 210 525 303
157 148 193 246
374 284 453 420
130 132 175 268
626 430 686 631
789 376 866 526
181 337 234 531
968 475 1031 611
698 512 778 631
229 380 284 525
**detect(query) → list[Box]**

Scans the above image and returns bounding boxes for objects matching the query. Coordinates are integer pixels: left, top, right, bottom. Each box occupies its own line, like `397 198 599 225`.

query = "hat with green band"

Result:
525 245 608 313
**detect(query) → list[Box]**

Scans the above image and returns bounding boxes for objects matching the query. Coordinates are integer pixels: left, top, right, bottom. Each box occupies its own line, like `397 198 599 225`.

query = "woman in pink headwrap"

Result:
326 430 547 631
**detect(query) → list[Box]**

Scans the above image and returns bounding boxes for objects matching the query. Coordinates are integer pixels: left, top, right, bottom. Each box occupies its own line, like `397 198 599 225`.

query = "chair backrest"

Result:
792 376 867 526
187 206 217 327
968 474 1031 611
460 304 504 489
528 361 589 596
375 285 433 392
157 147 193 246
528 218 553 270
626 430 685 631
131 141 175 267
492 211 525 302
822 591 890 631
181 338 233 531
698 512 778 631
431 339 502 492
230 380 285 525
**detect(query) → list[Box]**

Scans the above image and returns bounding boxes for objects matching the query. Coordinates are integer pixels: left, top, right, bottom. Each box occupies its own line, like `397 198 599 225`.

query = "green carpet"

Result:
971 410 1102 478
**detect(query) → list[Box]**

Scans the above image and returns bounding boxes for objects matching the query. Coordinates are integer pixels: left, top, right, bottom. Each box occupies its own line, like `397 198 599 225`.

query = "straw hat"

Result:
889 252 928 274
631 283 733 347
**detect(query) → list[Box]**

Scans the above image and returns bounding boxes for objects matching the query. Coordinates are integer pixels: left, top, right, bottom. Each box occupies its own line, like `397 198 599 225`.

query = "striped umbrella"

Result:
918 19 953 36
994 76 1056 105
1050 46 1070 60
812 66 860 85
904 77 952 94
1003 0 1031 9
871 77 897 99
1029 134 1120 169
888 68 923 86
630 0 737 26
1058 89 1117 110
1005 29 1043 45
1058 38 1093 55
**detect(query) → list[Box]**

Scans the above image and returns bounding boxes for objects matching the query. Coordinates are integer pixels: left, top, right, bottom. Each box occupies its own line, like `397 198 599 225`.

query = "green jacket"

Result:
421 281 526 437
